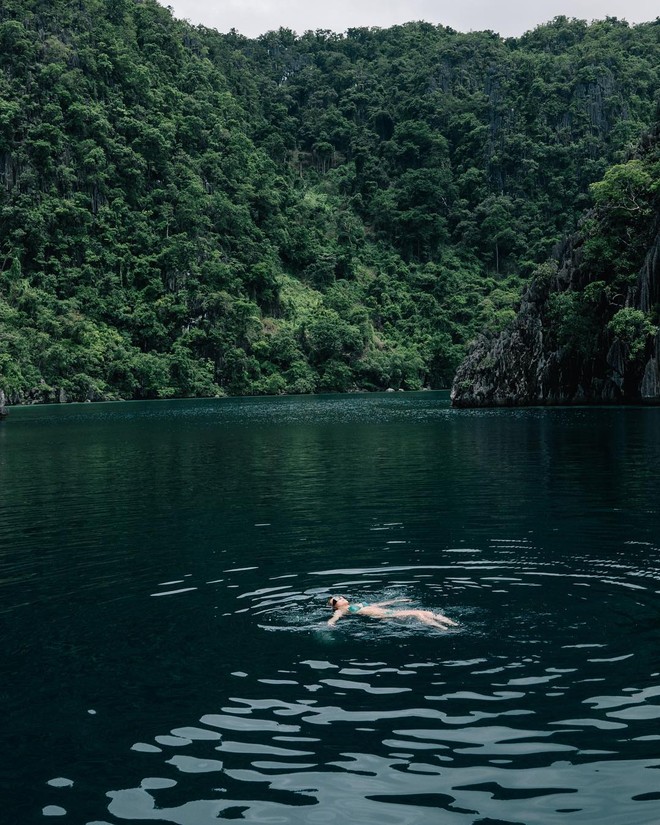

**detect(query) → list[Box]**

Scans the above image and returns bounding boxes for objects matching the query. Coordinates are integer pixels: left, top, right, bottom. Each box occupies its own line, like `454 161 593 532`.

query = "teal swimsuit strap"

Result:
348 602 367 613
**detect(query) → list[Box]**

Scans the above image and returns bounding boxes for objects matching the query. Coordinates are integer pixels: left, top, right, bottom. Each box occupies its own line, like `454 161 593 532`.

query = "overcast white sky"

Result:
161 0 659 39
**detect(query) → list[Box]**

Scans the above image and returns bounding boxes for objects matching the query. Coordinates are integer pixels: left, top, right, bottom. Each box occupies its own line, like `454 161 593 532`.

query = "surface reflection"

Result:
1 394 659 824
92 554 660 825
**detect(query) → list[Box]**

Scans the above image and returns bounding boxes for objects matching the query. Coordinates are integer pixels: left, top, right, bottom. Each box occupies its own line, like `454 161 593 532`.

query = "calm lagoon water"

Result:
1 391 660 824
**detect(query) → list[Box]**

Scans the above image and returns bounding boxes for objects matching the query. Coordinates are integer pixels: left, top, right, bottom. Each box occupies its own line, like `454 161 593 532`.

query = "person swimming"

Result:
327 596 458 629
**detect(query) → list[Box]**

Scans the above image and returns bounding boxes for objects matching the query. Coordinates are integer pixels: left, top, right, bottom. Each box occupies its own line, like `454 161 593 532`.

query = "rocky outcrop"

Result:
452 229 660 407
0 384 78 407
0 379 135 406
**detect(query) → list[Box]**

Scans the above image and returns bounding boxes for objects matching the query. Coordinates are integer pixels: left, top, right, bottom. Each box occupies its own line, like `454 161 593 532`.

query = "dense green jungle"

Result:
1 0 659 403
451 123 660 406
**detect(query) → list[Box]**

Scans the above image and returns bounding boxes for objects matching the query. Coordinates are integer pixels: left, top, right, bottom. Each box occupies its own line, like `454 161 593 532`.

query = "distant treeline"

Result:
1 1 659 401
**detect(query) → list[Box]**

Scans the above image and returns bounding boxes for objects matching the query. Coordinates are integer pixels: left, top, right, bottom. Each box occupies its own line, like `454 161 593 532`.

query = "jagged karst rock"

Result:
452 228 660 407
453 124 660 408
641 356 659 398
0 383 79 407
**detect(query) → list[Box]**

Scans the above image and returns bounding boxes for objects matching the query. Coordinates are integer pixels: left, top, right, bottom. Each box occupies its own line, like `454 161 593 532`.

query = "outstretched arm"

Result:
327 610 344 626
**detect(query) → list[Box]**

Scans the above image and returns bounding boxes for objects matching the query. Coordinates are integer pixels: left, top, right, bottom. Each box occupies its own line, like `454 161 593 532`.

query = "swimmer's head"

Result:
328 595 349 610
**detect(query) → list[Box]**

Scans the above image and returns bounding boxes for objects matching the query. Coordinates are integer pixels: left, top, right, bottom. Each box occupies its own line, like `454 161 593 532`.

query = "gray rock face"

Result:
452 230 660 408
0 384 74 407
641 356 659 398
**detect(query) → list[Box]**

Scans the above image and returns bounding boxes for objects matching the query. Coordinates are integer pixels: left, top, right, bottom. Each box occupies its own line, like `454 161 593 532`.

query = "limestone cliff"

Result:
452 130 660 407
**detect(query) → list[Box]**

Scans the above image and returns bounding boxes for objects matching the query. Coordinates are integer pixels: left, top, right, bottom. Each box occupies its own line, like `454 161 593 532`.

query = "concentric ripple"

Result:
1 394 658 824
87 554 660 825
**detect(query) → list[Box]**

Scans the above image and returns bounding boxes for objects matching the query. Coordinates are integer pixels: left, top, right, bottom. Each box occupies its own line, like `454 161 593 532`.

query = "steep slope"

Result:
228 17 660 275
1 4 660 403
451 128 660 406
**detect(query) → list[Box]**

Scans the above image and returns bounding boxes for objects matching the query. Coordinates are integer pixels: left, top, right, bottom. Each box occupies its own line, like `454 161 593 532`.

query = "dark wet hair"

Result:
329 596 344 609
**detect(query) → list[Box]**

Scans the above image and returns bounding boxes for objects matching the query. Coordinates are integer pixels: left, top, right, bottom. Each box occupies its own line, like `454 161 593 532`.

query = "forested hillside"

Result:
452 126 660 406
1 0 659 402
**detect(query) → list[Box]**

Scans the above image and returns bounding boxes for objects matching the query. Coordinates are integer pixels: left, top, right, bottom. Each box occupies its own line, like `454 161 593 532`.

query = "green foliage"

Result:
547 286 604 358
542 112 659 371
590 160 658 218
0 3 659 402
607 308 657 359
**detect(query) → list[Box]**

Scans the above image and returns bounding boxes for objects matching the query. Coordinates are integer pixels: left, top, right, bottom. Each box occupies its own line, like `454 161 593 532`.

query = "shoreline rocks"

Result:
452 229 660 408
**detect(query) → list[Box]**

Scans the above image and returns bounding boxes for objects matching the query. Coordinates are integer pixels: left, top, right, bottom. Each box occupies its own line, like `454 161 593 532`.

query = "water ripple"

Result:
2 395 659 824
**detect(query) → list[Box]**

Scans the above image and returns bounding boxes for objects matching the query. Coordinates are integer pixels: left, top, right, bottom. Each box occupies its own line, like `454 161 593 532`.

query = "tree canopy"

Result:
1 3 659 401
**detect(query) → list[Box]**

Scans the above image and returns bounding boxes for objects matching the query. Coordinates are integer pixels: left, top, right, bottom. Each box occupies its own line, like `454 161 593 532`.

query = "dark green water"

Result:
2 392 660 824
